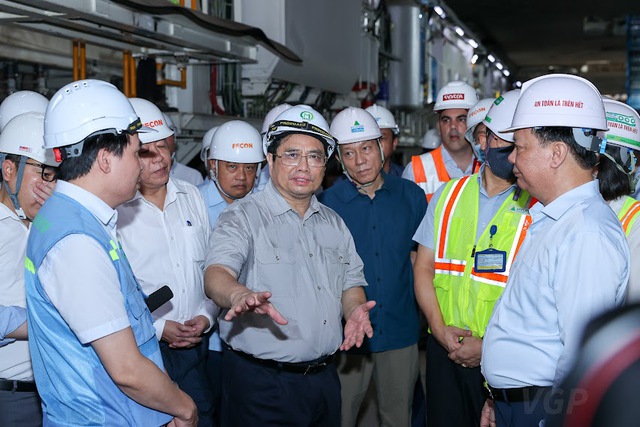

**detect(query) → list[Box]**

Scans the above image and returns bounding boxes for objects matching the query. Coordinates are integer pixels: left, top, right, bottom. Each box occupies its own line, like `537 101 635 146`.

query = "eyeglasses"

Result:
274 151 327 167
25 161 58 182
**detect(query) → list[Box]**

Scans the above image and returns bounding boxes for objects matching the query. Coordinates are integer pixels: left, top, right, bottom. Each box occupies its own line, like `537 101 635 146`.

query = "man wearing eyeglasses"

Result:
318 107 427 427
204 105 375 426
0 111 58 426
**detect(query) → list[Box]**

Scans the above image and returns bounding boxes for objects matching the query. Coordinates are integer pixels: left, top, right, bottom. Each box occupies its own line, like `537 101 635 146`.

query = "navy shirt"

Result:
319 173 427 352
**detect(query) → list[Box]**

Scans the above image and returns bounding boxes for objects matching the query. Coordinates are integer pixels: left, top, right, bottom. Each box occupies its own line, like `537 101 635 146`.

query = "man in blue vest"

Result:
24 79 197 426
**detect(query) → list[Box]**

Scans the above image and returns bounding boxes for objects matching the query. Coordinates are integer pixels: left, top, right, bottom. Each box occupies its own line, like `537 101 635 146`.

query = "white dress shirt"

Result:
117 178 215 340
0 203 32 380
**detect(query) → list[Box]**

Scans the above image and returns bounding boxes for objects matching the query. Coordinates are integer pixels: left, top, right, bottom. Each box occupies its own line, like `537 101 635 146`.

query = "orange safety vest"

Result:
411 146 481 202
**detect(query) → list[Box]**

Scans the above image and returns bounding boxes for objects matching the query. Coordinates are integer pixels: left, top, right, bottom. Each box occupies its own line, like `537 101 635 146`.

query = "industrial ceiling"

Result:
445 0 640 95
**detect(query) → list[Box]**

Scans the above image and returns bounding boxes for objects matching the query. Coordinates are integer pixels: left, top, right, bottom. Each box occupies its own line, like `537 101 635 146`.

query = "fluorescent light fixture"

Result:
503 70 510 77
496 62 504 70
487 54 495 63
515 81 522 88
471 54 478 64
455 26 465 37
468 39 479 49
434 6 446 18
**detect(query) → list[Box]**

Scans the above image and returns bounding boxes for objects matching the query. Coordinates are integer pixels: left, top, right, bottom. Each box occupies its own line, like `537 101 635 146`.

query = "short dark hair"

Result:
598 148 632 201
532 127 597 170
58 132 131 181
266 133 330 158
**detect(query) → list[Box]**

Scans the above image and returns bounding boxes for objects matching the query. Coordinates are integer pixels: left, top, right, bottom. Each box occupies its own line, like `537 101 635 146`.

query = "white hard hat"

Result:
0 90 49 131
465 98 495 144
128 98 173 144
201 126 219 163
602 99 640 151
263 104 336 157
421 128 442 150
162 112 176 132
503 74 608 132
330 107 381 145
44 80 145 150
365 104 399 133
434 81 479 111
261 103 292 134
483 90 521 143
0 112 59 166
209 120 265 163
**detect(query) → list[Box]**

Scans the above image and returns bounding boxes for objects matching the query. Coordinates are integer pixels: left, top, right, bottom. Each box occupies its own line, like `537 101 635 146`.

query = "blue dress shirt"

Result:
319 173 427 352
482 181 629 388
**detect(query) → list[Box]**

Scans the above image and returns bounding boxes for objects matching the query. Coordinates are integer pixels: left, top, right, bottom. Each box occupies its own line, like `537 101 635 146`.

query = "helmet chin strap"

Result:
210 160 261 201
2 156 28 221
601 151 636 180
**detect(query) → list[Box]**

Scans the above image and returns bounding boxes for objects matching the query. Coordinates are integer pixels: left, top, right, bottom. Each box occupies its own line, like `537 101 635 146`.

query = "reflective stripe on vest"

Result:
411 147 481 203
25 257 35 274
618 196 640 236
109 240 120 261
469 213 532 287
432 174 533 336
411 147 451 202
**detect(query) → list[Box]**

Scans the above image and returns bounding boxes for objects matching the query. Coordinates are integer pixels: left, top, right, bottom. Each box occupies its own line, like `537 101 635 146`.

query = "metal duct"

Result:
388 4 423 109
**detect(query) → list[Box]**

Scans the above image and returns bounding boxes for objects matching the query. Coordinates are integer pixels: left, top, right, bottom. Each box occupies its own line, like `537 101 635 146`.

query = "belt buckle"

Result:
304 361 326 375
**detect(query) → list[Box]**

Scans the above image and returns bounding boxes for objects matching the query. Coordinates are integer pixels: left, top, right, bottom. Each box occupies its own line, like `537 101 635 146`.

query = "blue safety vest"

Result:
25 192 172 426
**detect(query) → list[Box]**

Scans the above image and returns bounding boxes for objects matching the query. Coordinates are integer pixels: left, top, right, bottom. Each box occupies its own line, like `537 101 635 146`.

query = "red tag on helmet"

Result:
53 148 63 163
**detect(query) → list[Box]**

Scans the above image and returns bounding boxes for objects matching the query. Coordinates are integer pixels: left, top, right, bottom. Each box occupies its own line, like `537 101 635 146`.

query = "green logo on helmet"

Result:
300 111 314 120
494 96 504 106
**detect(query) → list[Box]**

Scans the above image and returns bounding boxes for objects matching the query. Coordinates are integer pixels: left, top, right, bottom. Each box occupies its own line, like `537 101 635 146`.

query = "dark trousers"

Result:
205 350 223 427
412 377 426 427
0 389 42 427
160 339 213 427
221 348 341 427
425 334 485 427
494 391 550 427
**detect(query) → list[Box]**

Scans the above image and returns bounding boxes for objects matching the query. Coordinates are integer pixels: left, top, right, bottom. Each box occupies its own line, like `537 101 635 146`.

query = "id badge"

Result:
474 248 507 273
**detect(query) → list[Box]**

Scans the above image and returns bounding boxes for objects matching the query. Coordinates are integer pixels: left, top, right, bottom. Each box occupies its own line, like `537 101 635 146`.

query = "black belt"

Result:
0 379 38 393
486 384 552 403
228 347 334 375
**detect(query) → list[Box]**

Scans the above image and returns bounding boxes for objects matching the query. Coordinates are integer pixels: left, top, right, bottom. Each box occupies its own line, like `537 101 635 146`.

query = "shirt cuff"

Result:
154 318 167 341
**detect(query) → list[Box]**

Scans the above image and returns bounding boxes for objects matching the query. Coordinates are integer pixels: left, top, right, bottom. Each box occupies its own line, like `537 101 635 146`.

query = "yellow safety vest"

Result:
433 174 533 337
617 196 640 237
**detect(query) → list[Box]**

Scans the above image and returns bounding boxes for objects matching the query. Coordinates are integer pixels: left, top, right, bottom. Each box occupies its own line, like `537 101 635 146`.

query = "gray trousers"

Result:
0 389 42 427
338 344 419 427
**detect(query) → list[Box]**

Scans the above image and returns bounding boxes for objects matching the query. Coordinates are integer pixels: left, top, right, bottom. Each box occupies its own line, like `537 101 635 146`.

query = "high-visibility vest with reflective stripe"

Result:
433 174 533 337
411 146 481 202
617 196 640 237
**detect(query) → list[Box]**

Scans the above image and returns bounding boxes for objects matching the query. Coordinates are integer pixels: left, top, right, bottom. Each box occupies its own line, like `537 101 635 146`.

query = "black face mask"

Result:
485 144 515 181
